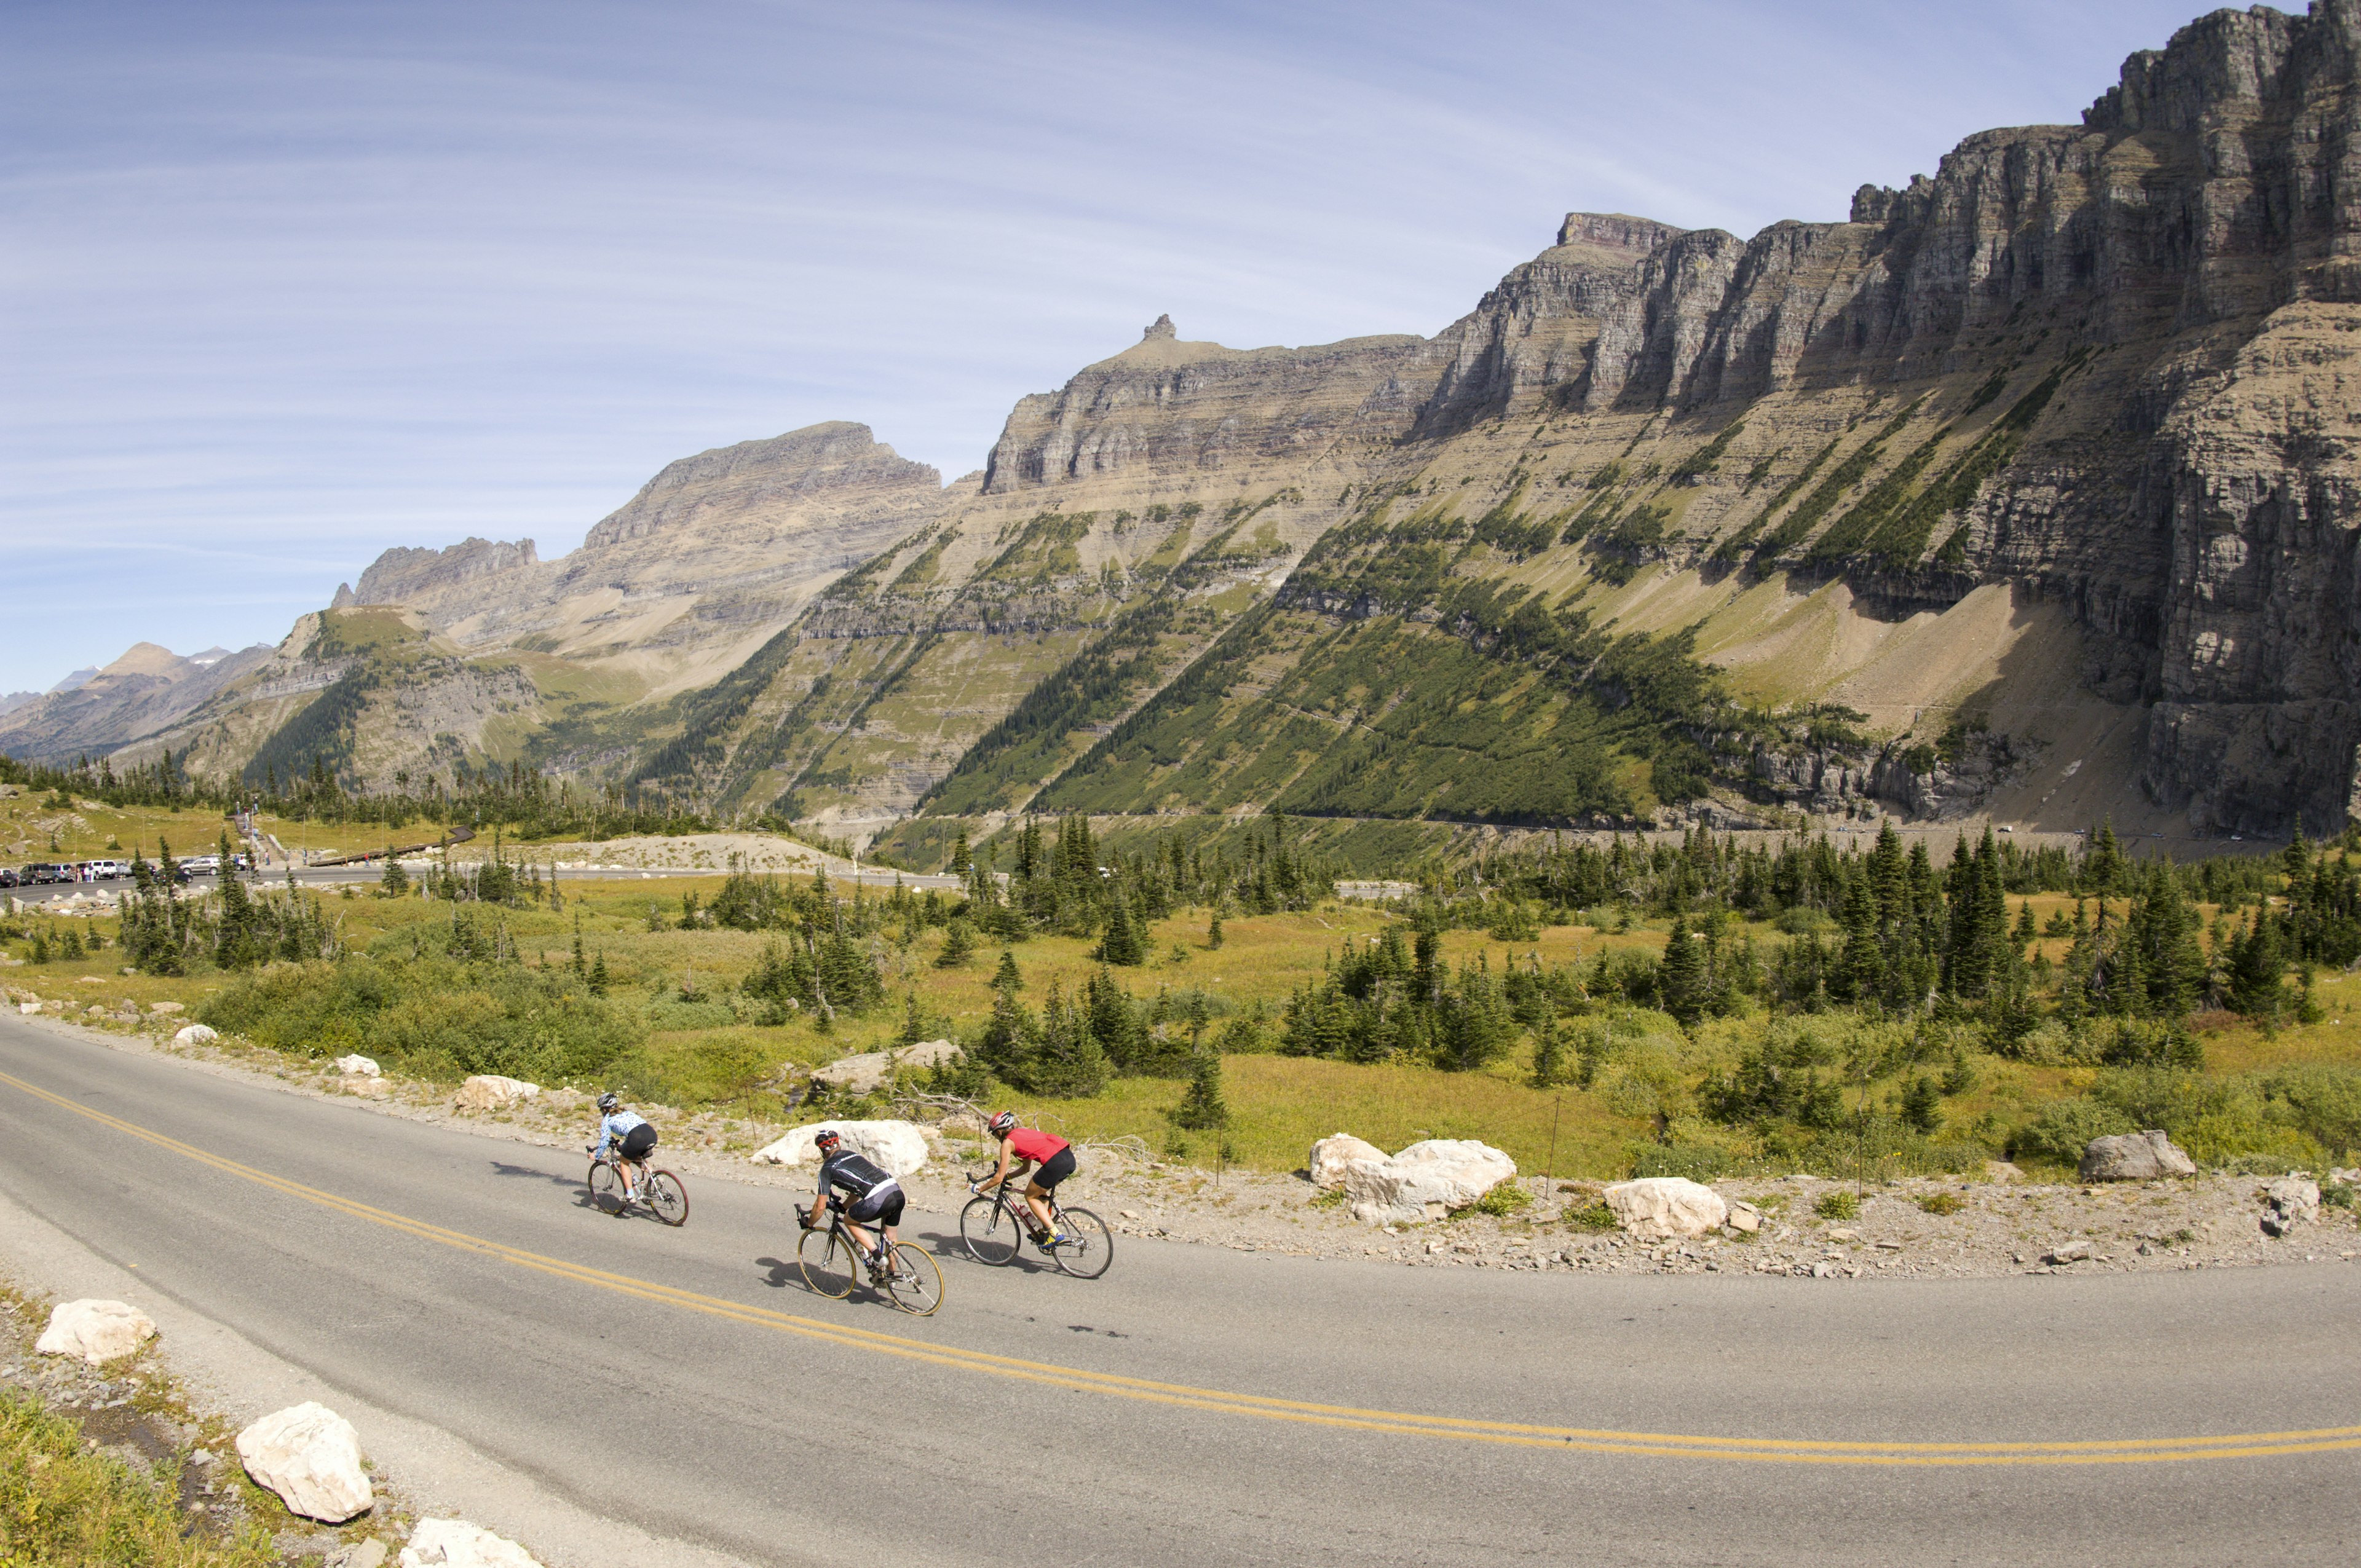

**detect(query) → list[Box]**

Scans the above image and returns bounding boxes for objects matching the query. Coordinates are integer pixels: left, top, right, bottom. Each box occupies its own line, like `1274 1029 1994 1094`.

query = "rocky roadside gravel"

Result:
22 1011 2361 1282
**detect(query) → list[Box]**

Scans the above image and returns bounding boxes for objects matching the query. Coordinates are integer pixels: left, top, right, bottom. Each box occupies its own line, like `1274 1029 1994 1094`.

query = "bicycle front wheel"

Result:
884 1242 944 1317
1051 1207 1114 1279
643 1169 689 1226
798 1228 856 1299
960 1196 1019 1266
586 1160 622 1215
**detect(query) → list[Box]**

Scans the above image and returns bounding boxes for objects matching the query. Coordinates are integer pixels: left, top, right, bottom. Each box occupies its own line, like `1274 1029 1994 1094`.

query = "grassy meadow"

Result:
9 865 2361 1183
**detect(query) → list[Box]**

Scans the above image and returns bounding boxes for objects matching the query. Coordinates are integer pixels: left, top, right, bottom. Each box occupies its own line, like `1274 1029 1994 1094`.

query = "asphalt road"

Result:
1 1015 2355 1566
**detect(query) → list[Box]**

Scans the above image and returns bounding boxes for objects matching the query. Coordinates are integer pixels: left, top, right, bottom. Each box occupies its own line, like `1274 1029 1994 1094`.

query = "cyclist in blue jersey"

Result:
587 1092 658 1204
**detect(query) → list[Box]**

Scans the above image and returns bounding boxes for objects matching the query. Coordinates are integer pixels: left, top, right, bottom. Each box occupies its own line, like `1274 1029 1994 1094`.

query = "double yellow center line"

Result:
10 1066 2355 1467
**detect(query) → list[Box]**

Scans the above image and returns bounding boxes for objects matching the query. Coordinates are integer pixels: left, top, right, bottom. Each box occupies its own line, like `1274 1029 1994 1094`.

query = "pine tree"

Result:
1899 1075 1942 1135
2228 908 2288 1022
935 915 976 967
1026 980 1108 1098
379 853 410 898
1661 913 1707 1023
949 826 972 877
588 953 609 996
1206 910 1224 950
1172 1049 1231 1130
1529 1012 1564 1088
1098 881 1145 966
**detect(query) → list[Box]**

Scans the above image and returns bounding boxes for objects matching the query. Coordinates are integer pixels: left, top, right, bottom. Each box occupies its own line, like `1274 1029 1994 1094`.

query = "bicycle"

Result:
959 1172 1113 1279
585 1147 689 1226
797 1202 943 1316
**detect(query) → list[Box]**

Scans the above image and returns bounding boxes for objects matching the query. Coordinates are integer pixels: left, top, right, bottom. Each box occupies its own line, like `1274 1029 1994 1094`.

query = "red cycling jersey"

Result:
1006 1127 1069 1164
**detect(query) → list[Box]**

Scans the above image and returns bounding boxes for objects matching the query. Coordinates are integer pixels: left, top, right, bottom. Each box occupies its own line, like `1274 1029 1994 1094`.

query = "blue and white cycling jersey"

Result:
592 1109 649 1157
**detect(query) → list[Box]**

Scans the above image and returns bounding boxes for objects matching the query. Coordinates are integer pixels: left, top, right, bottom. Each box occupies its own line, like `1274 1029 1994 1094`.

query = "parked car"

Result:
22 863 65 885
0 869 18 888
182 855 222 876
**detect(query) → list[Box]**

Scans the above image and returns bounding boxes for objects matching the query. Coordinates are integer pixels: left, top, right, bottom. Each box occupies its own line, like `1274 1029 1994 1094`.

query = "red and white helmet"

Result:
813 1128 842 1151
988 1111 1018 1137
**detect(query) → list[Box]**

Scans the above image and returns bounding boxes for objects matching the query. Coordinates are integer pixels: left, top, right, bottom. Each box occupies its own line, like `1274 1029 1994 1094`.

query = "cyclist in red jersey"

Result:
972 1110 1074 1247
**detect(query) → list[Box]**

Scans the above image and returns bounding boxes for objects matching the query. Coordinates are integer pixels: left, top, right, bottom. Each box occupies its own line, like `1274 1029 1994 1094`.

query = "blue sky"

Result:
2 0 2208 696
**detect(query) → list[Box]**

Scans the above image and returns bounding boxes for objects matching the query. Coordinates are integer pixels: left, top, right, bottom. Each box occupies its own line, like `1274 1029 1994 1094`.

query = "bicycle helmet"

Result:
813 1128 842 1151
987 1110 1018 1137
596 1092 620 1113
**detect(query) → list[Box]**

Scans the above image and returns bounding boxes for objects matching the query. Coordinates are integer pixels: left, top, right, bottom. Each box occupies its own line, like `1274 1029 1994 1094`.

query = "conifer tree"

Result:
1172 1049 1230 1130
1661 913 1707 1023
935 915 976 967
588 953 609 996
949 826 971 877
1028 980 1109 1098
1206 910 1224 950
1098 881 1145 966
1529 1012 1564 1088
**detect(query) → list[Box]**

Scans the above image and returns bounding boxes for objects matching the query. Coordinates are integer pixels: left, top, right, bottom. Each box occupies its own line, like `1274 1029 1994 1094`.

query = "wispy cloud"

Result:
1 0 2204 693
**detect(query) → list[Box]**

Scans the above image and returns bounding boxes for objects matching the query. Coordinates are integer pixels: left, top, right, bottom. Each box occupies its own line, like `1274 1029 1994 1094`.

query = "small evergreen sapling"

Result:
1172 1050 1230 1131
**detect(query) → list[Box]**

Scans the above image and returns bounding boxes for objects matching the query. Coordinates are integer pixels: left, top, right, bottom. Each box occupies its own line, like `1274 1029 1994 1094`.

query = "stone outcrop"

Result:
334 1054 381 1077
453 1074 540 1111
752 1119 933 1176
398 1519 542 1568
1343 1139 1517 1224
1603 1177 1730 1239
173 1024 218 1046
1308 1133 1388 1191
807 1039 961 1096
2079 1130 2197 1181
236 1402 373 1523
35 1299 157 1364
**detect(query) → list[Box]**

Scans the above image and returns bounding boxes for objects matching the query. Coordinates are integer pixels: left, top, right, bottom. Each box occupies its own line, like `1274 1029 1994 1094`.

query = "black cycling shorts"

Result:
847 1184 905 1226
620 1124 658 1160
1030 1146 1077 1191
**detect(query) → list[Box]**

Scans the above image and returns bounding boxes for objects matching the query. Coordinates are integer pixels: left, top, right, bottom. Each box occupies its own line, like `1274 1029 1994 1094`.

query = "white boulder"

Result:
34 1299 157 1364
752 1119 933 1177
398 1519 542 1567
173 1023 219 1045
452 1074 539 1111
2079 1130 2196 1181
1308 1133 1388 1191
235 1402 373 1522
808 1038 962 1096
1345 1139 1517 1225
334 1054 382 1078
1604 1176 1729 1239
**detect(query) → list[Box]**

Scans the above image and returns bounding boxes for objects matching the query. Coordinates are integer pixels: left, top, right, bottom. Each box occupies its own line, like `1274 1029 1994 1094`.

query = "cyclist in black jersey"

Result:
801 1129 906 1272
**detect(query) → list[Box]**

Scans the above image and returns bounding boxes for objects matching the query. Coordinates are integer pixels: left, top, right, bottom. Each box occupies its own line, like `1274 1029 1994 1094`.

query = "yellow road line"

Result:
9 1066 2354 1468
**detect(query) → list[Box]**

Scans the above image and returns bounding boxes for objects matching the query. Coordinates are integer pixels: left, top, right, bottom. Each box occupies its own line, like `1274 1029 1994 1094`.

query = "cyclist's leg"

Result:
1022 1180 1054 1235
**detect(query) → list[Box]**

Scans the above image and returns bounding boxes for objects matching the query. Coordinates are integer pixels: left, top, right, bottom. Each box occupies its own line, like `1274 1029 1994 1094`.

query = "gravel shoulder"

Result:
18 1011 2359 1285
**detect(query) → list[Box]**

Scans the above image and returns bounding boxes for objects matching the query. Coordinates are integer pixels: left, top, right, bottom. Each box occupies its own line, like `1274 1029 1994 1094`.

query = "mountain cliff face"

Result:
25 3 2361 849
344 421 946 700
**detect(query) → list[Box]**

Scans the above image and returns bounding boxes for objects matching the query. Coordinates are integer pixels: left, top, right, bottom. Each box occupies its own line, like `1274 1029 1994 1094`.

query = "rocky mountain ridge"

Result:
16 3 2361 852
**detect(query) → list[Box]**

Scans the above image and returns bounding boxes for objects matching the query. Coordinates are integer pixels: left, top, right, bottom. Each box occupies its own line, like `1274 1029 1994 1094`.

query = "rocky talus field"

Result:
16 6 2361 857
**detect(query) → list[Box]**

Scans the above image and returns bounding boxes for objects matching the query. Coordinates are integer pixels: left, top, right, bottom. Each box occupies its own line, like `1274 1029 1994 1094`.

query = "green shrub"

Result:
1814 1190 1860 1221
2322 1178 2355 1211
1310 1186 1347 1210
0 1390 275 1566
1916 1191 1964 1216
2009 1097 2134 1169
1564 1200 1619 1232
1468 1182 1534 1217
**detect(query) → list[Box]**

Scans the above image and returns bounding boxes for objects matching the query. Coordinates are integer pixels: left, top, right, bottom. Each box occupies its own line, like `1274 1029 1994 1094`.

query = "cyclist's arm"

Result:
976 1141 1016 1191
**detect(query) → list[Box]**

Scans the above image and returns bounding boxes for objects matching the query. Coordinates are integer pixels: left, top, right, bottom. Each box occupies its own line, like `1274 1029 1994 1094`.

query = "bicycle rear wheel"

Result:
959 1196 1019 1266
643 1169 689 1226
884 1242 944 1317
798 1228 856 1298
1051 1207 1114 1279
586 1160 622 1215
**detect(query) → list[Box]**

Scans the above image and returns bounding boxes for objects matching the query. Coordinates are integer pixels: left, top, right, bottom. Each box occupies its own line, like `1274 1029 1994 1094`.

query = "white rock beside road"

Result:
753 1119 933 1176
2079 1130 2196 1181
1604 1177 1729 1238
1308 1133 1387 1191
452 1074 540 1111
34 1298 157 1364
1345 1139 1517 1225
398 1518 542 1567
236 1401 373 1523
173 1023 219 1045
334 1054 382 1077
